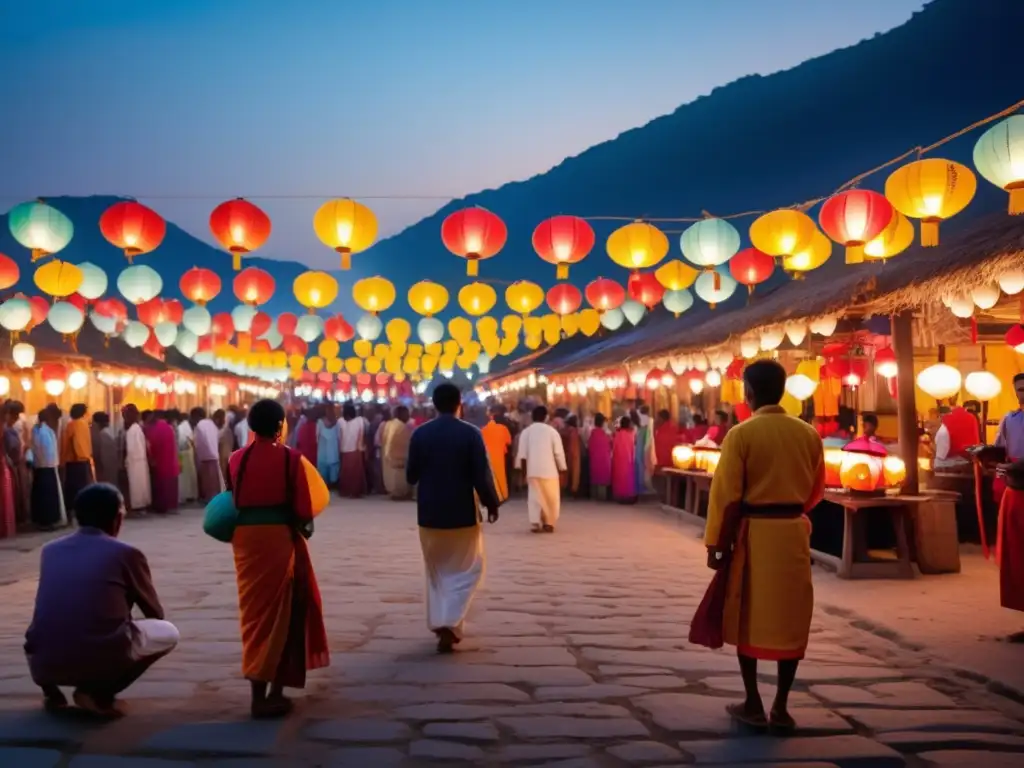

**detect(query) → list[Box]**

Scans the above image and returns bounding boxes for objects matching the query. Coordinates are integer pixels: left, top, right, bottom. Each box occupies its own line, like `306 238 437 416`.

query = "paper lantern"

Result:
864 212 914 260
385 318 411 346
824 448 843 487
621 299 646 326
916 363 962 400
875 347 898 379
26 295 48 329
818 190 894 264
117 264 163 305
885 159 976 246
34 259 83 298
68 370 89 390
175 329 199 358
353 277 396 314
627 272 666 309
1006 324 1024 353
810 315 838 336
971 283 1001 310
0 376 8 396
153 320 178 347
840 450 884 493
680 218 740 270
293 270 339 313
693 269 737 308
705 369 722 387
785 374 818 401
583 278 625 312
689 378 705 395
948 295 974 318
47 301 85 335
882 456 907 488
458 282 497 316
123 320 150 348
356 313 383 341
408 280 449 317
546 283 582 316
965 370 1002 401
75 262 108 301
209 198 272 270
448 317 473 346
89 310 118 336
739 336 760 359
179 267 222 305
973 115 1024 214
312 199 378 270
600 307 625 331
782 231 832 275
231 304 258 334
998 269 1024 296
8 200 73 260
662 289 694 317
654 259 699 292
533 215 594 280
321 315 352 343
233 267 275 306
212 312 234 339
182 305 212 336
749 209 817 257
11 341 35 368
99 201 166 262
0 253 18 291
441 207 507 276
784 322 807 346
44 378 66 397
729 248 774 292
607 221 669 274
760 327 785 351
0 298 31 333
498 281 540 316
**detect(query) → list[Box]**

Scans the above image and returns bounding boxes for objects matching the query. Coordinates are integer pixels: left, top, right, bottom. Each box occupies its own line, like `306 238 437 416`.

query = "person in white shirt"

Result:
176 412 198 504
233 409 251 450
190 408 224 502
515 405 567 533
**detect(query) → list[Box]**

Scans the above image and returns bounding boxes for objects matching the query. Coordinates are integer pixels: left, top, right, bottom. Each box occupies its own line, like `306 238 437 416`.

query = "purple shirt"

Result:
996 410 1024 459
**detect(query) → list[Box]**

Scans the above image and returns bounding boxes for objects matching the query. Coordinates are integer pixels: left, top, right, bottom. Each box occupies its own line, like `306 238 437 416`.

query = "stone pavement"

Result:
0 499 1023 767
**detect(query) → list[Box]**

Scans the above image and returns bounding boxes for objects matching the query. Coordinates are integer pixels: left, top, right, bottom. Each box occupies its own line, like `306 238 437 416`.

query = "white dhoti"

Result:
527 477 561 527
419 525 485 640
178 444 198 503
129 618 180 660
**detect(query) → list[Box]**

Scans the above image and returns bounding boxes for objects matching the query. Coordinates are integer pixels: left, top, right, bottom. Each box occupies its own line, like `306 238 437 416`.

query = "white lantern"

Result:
116 264 162 305
0 298 32 332
47 302 85 335
965 370 1002 402
296 314 324 343
122 320 149 348
785 322 807 346
971 283 1001 310
810 315 838 336
705 369 722 387
948 295 974 318
998 269 1024 296
89 310 118 336
669 357 687 376
44 379 66 397
621 299 646 326
694 355 709 372
600 307 625 331
231 304 257 333
77 262 108 301
740 337 759 359
916 363 962 400
785 373 818 401
0 376 8 396
417 317 444 346
182 305 212 336
12 342 35 368
760 327 785 351
175 329 199 358
356 313 383 341
661 371 676 387
689 378 705 394
68 370 88 390
154 321 178 347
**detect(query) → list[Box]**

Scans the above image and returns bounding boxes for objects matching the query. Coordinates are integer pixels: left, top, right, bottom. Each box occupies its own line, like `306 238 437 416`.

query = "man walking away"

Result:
516 405 567 533
407 383 499 653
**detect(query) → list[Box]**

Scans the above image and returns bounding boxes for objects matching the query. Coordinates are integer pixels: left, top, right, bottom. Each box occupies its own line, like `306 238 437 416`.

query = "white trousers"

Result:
130 619 180 661
527 477 561 527
420 525 485 640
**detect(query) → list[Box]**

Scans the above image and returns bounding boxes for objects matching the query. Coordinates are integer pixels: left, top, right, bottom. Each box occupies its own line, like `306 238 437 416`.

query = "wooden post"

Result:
892 310 919 494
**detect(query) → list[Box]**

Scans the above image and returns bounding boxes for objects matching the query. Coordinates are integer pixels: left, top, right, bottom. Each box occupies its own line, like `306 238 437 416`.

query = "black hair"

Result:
70 403 87 419
620 415 633 430
658 409 670 421
715 410 728 423
693 414 707 426
395 405 410 421
5 400 24 415
594 413 606 428
93 411 110 427
862 412 879 427
190 407 206 421
532 405 548 423
743 359 787 407
248 398 285 439
213 409 226 420
75 483 123 532
1014 373 1024 385
342 402 357 420
566 414 578 428
433 382 461 414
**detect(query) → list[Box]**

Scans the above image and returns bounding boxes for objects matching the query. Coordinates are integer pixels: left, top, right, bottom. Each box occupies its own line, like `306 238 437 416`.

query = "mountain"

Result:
1 0 1021 339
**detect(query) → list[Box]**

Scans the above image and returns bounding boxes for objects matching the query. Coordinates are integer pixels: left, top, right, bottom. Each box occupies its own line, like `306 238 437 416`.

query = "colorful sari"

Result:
561 425 581 495
148 420 179 514
588 428 612 500
228 440 330 688
481 420 512 502
612 428 637 503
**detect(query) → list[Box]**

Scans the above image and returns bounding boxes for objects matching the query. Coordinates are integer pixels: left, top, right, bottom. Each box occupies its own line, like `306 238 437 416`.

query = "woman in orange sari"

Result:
227 399 330 718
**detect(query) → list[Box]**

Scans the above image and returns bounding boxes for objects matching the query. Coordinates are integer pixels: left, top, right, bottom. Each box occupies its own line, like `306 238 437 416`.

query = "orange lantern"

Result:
545 284 582 316
532 215 594 280
441 207 507 276
0 253 18 291
99 201 166 263
585 277 626 312
839 448 884 493
179 267 222 306
232 267 275 306
209 198 272 270
882 456 907 489
824 448 844 488
672 444 695 470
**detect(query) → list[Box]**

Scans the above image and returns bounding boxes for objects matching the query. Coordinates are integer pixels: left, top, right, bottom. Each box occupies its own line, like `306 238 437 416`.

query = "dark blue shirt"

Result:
407 414 500 529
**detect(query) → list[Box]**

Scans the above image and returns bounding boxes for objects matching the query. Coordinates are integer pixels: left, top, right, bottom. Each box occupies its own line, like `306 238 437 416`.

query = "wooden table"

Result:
818 491 930 580
660 468 713 520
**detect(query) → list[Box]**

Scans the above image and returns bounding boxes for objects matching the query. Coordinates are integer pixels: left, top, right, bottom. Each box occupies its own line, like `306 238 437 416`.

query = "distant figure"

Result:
191 408 223 502
612 416 638 504
654 409 680 469
481 406 513 502
176 411 198 505
381 405 413 500
516 405 567 533
338 403 367 498
560 415 582 497
297 406 320 469
214 409 234 483
24 483 179 718
316 405 340 487
122 406 151 513
91 412 119 488
705 410 730 446
61 403 94 512
406 383 500 653
634 406 655 494
587 413 612 501
147 411 179 515
31 407 65 530
688 414 709 444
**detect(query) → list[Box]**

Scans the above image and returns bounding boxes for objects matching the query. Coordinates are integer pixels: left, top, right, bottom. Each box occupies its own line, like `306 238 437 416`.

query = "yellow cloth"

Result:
527 476 560 527
705 405 824 660
60 418 92 463
481 421 512 502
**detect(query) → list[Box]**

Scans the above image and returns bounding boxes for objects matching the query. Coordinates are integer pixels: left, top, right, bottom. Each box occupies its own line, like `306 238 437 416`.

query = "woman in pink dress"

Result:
588 413 612 501
611 416 638 504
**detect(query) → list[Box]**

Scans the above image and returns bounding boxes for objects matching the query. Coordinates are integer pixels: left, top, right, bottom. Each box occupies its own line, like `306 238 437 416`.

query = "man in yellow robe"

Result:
703 359 824 733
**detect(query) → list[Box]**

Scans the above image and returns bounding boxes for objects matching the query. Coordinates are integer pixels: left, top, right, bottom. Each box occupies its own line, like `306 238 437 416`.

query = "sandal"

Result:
769 708 796 736
251 695 293 719
72 690 124 720
726 702 768 730
436 627 458 654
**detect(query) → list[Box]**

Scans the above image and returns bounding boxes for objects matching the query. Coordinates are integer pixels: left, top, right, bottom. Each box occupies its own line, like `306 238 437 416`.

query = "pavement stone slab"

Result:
69 758 196 767
304 718 411 743
634 693 852 736
810 682 957 708
607 739 684 763
326 747 406 767
534 683 648 701
422 721 500 742
916 751 1024 767
677 735 905 766
341 683 530 703
498 715 649 739
0 747 62 768
393 701 632 720
495 743 592 762
877 730 1024 752
0 712 94 748
840 707 1024 734
140 721 284 757
408 738 485 761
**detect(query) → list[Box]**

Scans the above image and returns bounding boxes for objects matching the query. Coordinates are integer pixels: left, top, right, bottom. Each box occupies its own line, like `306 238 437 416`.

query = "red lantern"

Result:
277 312 298 336
1006 324 1024 352
66 294 87 312
356 373 372 390
585 278 626 312
232 266 275 306
179 267 222 306
27 295 49 329
250 311 272 338
212 312 234 340
99 201 166 262
42 363 66 383
441 207 507 276
532 215 595 280
545 284 583 316
197 335 214 355
95 297 128 323
143 331 163 358
282 334 308 357
627 272 665 309
209 198 272 271
729 248 775 293
0 253 20 290
163 299 183 325
818 190 894 264
324 314 355 342
375 373 390 387
318 372 334 385
136 298 164 327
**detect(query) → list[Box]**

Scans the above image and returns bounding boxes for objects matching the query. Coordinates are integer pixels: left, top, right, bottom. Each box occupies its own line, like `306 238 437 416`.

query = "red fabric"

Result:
942 407 980 459
687 425 708 443
706 424 728 445
297 419 318 467
654 423 680 468
229 440 313 522
998 487 1024 612
689 567 728 649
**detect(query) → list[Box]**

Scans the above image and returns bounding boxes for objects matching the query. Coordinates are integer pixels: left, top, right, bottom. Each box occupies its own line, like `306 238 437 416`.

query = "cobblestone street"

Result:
1 499 1023 767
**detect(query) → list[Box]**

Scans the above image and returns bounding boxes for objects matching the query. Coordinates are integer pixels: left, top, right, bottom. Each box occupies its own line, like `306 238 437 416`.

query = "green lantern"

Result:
8 200 73 261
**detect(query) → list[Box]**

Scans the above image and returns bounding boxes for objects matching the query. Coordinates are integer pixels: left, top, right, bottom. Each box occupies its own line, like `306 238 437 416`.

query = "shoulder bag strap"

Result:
231 444 256 508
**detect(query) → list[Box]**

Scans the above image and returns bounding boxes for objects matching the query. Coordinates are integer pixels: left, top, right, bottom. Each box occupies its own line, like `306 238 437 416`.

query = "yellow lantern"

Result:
448 317 473 346
374 343 390 358
864 212 914 260
352 276 396 314
33 259 83 298
403 356 420 374
840 450 884 493
353 339 373 358
425 342 443 357
306 356 324 373
749 210 818 257
824 448 844 488
293 271 339 313
606 221 669 273
884 158 977 246
782 231 832 276
326 357 343 374
499 335 519 356
655 259 699 291
524 315 543 339
385 318 411 346
408 280 449 317
503 281 542 315
476 316 498 340
317 339 340 359
365 357 382 374
481 336 501 358
525 333 542 350
443 339 460 358
385 355 402 374
345 357 363 375
561 313 580 337
313 198 378 269
501 314 523 338
459 282 497 316
672 444 695 470
579 308 601 337
406 343 423 358
882 456 907 489
421 354 438 375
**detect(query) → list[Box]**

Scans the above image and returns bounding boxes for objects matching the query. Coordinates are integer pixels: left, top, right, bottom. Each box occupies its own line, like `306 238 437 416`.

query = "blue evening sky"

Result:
0 0 927 267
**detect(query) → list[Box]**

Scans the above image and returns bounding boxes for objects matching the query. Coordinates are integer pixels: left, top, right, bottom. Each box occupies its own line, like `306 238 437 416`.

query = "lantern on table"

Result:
882 456 907 489
99 201 166 263
209 198 272 270
313 198 378 270
606 221 669 275
442 207 507 276
885 159 976 246
824 448 844 488
839 442 888 495
818 190 894 264
694 446 721 474
533 215 594 280
672 444 695 470
8 200 73 261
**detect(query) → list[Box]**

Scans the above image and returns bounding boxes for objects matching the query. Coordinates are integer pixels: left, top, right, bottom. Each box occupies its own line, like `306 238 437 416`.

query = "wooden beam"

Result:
892 310 919 494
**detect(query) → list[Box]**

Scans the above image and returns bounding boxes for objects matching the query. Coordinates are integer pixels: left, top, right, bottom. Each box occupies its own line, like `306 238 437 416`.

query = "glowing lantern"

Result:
415 317 444 346
318 338 340 359
26 296 48 329
89 310 118 336
34 260 83 298
8 200 73 261
749 209 817 257
601 307 625 331
296 314 324 343
117 265 163 305
385 318 411 346
621 299 646 326
231 305 258 334
293 270 339 313
627 272 666 308
824 448 844 487
441 207 507 276
11 341 35 369
47 301 85 335
875 347 898 379
840 448 884 493
785 322 807 346
883 456 907 488
998 269 1024 296
44 375 66 398
313 199 378 270
782 231 832 275
663 289 694 317
180 267 222 305
810 315 838 337
689 378 705 395
705 369 722 387
785 374 818 401
182 305 212 336
607 221 669 274
884 159 976 246
99 201 166 262
948 295 974 318
973 115 1024 214
864 212 914 260
68 370 88 390
532 215 594 279
123 320 150 348
324 315 355 343
212 312 234 340
655 260 699 293
817 190 894 264
693 269 737 308
408 280 449 317
277 312 298 336
680 218 741 273
74 262 108 302
739 337 760 359
727 248 774 293
971 283 1001 310
546 284 582 316
917 363 962 400
672 445 695 470
232 267 275 306
458 282 497 316
0 298 31 334
175 329 199 358
0 376 7 396
154 321 178 347
209 198 272 270
353 277 396 315
760 327 785 351
0 253 18 290
585 278 626 312
965 370 1002 401
356 313 383 341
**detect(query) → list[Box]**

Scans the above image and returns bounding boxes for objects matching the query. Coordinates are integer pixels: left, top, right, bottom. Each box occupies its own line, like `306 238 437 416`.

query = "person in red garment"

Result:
997 374 1024 640
654 409 679 469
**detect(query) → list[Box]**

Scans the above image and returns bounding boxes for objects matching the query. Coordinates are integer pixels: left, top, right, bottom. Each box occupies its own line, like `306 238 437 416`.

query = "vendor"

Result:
934 404 981 471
